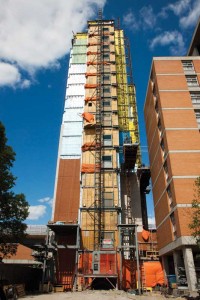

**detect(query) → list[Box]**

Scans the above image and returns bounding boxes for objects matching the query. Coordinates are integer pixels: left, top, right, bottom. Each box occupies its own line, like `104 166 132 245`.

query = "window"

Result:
101 231 114 249
157 118 162 136
186 75 198 86
160 139 166 157
190 92 200 105
167 185 173 208
103 65 110 73
103 53 110 60
153 85 157 98
163 160 169 180
195 110 200 125
103 134 112 146
103 192 114 207
182 60 194 71
102 35 109 41
155 99 159 114
103 113 112 126
103 27 109 32
88 102 92 107
102 155 112 168
170 212 177 239
102 155 112 161
103 99 111 111
103 44 109 50
103 86 111 94
103 75 110 81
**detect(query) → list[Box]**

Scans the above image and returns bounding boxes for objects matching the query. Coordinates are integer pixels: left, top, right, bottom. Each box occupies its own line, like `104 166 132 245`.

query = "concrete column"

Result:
182 247 197 291
173 250 182 285
162 255 169 284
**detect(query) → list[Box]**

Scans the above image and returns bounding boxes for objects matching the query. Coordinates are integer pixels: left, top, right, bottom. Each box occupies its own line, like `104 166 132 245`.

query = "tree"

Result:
189 177 200 247
0 122 29 258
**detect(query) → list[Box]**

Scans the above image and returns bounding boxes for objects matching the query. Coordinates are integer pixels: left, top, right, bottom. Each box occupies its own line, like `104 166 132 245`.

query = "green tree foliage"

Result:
189 177 200 247
0 122 29 258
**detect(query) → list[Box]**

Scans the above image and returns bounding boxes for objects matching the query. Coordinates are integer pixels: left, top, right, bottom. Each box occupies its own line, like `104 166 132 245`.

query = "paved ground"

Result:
23 290 174 300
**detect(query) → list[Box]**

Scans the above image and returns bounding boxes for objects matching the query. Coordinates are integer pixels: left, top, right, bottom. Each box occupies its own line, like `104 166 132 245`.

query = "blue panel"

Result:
119 131 131 165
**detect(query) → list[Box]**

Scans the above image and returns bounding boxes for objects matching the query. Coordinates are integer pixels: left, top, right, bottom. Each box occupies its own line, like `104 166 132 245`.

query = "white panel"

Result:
67 74 85 84
66 84 85 96
60 136 81 155
69 64 86 74
62 122 82 136
65 96 84 108
63 108 83 122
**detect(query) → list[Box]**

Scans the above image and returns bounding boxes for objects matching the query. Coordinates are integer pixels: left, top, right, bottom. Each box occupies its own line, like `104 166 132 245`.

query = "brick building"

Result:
144 20 200 292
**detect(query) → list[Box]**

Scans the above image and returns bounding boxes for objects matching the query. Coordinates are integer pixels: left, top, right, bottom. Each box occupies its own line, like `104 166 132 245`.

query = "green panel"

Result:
71 54 86 64
74 38 87 46
73 45 87 54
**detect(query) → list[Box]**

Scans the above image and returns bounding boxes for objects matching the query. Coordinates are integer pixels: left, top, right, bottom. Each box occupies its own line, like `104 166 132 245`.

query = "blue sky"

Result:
0 0 199 225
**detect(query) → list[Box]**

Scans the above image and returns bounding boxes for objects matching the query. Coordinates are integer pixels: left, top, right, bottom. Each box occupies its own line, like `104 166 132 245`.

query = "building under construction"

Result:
50 16 162 291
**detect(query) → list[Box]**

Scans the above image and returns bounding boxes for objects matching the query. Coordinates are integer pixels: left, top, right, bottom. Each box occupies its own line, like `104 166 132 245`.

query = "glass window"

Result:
190 92 200 104
163 160 169 180
101 231 114 248
157 118 162 136
195 110 200 125
103 113 112 126
103 44 109 50
103 27 109 32
103 134 112 146
103 53 110 59
186 75 198 86
102 35 109 41
102 155 112 168
167 185 173 208
103 86 111 93
160 139 166 157
182 60 194 71
103 75 110 81
102 155 112 161
170 212 177 239
103 192 114 207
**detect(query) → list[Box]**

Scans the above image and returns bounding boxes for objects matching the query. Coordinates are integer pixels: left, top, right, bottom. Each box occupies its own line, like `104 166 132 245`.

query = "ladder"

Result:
116 25 128 131
140 263 147 292
94 9 104 250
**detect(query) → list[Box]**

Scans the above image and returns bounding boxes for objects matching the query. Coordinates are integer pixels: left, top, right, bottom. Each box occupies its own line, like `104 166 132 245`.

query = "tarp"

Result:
81 163 100 173
142 229 150 241
82 142 100 152
85 73 100 77
85 97 99 102
84 84 100 88
87 51 100 55
82 112 95 123
87 61 110 66
143 261 165 287
87 42 101 46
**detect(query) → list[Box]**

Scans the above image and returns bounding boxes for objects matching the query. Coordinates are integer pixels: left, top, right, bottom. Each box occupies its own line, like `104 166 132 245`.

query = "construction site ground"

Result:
23 290 195 300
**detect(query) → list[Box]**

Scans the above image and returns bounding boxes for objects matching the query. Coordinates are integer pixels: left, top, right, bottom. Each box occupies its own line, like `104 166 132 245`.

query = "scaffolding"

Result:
93 9 104 251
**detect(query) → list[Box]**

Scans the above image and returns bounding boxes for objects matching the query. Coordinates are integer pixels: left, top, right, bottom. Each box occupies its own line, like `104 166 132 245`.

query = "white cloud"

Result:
38 196 53 207
161 0 200 29
28 205 46 220
0 62 21 87
179 0 200 28
0 0 106 88
140 6 156 29
123 6 156 31
123 11 139 31
167 0 191 16
150 30 186 55
148 216 156 228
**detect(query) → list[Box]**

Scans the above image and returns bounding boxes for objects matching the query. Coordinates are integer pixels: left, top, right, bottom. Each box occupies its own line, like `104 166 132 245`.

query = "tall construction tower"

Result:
50 16 150 291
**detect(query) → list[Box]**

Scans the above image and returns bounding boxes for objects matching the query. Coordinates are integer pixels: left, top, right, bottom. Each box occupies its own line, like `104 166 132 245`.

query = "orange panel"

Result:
53 159 80 223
